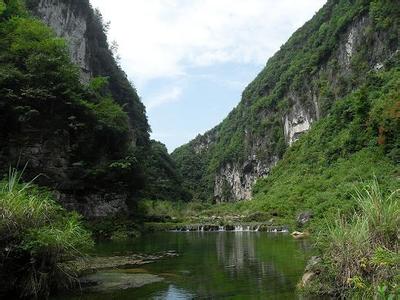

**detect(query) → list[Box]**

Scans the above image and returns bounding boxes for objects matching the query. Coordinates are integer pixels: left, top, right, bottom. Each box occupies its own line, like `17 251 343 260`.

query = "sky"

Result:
89 0 327 152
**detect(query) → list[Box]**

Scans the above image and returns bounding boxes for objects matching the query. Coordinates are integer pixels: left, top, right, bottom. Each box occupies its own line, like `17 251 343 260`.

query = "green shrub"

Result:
308 179 399 298
0 168 93 299
83 96 129 133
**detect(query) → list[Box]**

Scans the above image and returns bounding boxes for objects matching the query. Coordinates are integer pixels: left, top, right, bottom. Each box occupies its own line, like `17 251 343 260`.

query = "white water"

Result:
172 224 289 233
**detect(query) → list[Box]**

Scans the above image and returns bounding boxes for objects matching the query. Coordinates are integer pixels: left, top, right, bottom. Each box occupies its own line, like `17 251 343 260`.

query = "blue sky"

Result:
89 0 327 152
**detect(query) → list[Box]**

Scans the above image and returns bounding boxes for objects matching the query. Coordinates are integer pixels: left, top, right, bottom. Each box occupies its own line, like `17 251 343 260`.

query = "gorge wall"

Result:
172 0 400 203
0 0 152 217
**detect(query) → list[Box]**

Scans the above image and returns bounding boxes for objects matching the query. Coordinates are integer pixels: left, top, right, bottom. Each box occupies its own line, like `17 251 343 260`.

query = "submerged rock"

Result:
72 251 179 273
81 272 163 291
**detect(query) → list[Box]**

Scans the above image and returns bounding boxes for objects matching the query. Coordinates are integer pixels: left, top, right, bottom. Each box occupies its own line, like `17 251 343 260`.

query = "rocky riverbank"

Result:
65 251 179 294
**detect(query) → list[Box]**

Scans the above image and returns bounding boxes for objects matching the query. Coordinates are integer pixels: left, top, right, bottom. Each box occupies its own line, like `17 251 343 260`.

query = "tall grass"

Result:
0 167 93 299
311 178 400 298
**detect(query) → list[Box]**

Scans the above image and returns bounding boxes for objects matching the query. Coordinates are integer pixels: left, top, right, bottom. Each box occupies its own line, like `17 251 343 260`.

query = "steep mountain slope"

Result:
172 0 400 205
0 0 185 217
27 0 150 147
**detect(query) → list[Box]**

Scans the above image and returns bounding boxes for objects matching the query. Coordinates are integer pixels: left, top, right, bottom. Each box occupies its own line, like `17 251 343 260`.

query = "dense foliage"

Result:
250 63 400 223
0 168 93 298
140 140 191 201
172 134 215 201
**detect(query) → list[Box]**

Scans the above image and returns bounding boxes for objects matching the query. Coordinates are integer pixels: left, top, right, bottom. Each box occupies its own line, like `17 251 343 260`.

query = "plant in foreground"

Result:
0 167 93 299
305 178 399 298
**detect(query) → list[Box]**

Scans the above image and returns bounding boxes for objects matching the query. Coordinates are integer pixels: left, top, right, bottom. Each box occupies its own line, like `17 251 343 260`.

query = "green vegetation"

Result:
0 0 398 297
137 199 212 223
140 141 191 201
302 179 399 298
249 64 400 227
86 216 141 240
172 0 400 203
172 134 215 201
0 168 93 298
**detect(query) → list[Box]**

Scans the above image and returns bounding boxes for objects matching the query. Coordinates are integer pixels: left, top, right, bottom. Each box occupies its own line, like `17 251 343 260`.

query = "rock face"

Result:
214 157 278 202
172 1 399 203
284 99 314 146
0 113 132 218
58 192 129 218
35 0 92 82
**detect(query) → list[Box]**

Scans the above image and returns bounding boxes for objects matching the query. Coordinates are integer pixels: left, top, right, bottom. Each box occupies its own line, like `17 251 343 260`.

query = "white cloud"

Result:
146 86 182 110
89 0 326 87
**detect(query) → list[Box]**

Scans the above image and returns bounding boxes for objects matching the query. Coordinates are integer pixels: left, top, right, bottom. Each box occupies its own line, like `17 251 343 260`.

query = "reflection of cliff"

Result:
215 233 304 293
216 232 257 271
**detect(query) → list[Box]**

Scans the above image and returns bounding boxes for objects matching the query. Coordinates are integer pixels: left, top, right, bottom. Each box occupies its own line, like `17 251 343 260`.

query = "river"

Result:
56 231 311 299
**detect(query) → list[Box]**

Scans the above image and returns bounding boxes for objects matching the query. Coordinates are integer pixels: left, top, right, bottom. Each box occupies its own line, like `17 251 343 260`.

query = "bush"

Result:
308 179 400 298
0 168 93 299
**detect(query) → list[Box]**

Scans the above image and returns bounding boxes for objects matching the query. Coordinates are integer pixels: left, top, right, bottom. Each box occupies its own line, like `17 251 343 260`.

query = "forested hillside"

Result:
172 0 400 208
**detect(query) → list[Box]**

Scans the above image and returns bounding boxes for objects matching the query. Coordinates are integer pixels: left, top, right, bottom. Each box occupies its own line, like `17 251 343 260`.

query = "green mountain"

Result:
172 0 399 221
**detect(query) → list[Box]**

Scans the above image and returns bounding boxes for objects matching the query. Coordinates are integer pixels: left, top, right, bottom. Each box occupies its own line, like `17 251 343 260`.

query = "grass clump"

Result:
0 168 93 299
305 179 400 298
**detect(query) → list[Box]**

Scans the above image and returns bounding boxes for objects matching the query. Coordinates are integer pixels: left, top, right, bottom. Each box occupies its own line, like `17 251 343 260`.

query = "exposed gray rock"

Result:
73 251 179 273
214 156 278 202
297 211 313 227
284 101 313 146
36 0 91 82
0 126 129 217
305 256 322 273
56 192 129 218
300 271 315 288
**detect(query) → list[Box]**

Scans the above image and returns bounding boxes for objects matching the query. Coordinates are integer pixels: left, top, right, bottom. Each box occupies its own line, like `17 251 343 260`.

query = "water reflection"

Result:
216 231 257 270
55 232 311 300
154 285 195 300
214 232 300 297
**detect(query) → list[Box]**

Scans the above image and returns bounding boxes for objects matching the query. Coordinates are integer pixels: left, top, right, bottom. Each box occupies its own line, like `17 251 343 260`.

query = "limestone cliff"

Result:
172 0 400 202
33 0 93 82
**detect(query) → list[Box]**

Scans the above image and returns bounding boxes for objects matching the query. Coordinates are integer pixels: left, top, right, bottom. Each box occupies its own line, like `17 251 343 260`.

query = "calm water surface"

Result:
59 232 311 299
